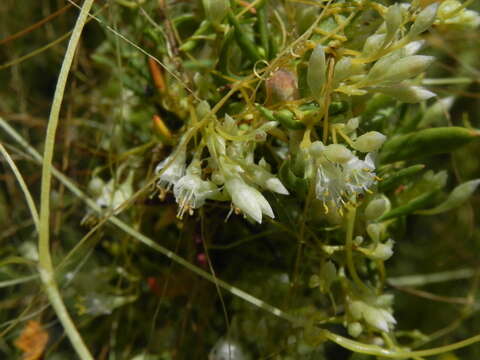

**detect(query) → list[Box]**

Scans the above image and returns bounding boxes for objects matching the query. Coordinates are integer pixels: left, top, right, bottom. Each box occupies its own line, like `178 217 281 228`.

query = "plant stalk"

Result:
38 0 95 359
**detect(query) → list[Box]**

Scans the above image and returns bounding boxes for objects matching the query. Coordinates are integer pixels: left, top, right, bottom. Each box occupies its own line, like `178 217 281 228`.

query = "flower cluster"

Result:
155 112 288 223
328 3 440 103
300 130 385 214
347 294 396 335
155 151 219 218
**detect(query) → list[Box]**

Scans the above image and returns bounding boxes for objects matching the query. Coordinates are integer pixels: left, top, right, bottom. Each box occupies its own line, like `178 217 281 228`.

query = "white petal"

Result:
404 40 425 55
256 191 275 219
266 178 289 195
226 178 263 223
364 307 389 332
380 309 397 325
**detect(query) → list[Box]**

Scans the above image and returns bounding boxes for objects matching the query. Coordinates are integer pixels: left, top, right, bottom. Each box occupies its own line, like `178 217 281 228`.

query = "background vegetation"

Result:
1 0 480 359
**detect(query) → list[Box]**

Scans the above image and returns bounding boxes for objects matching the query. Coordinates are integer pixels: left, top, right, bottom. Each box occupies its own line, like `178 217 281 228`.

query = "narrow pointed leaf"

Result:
416 179 480 215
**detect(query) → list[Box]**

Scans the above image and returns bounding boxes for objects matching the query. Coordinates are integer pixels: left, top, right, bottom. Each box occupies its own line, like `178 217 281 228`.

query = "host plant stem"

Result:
38 0 95 359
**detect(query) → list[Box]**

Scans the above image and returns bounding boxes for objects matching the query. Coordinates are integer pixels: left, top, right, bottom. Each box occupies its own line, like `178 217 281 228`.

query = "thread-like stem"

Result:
37 0 95 359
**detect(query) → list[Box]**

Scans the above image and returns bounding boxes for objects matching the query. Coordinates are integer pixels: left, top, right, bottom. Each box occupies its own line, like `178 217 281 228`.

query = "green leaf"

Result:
377 191 438 221
378 164 425 192
416 179 480 215
380 127 480 163
279 160 308 197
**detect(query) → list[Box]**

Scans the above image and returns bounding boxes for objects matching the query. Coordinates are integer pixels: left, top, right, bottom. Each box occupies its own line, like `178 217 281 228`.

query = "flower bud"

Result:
319 261 337 293
333 57 350 83
348 322 363 338
309 141 325 157
404 40 425 55
209 338 247 360
370 239 395 261
409 3 439 37
308 45 327 100
383 55 435 83
346 117 359 132
323 144 354 163
196 100 212 120
367 223 385 242
265 177 289 195
438 1 480 28
363 34 386 55
375 294 394 307
225 177 274 224
352 131 386 152
376 83 436 103
333 57 364 87
348 301 364 320
385 4 404 40
365 195 391 220
363 306 395 332
88 177 105 196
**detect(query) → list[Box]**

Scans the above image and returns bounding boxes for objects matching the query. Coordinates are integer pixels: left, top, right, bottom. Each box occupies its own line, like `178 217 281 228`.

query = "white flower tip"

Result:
415 87 436 101
381 309 397 325
242 199 263 224
258 195 275 219
226 177 275 224
404 40 425 55
375 318 390 333
266 178 289 195
372 239 395 261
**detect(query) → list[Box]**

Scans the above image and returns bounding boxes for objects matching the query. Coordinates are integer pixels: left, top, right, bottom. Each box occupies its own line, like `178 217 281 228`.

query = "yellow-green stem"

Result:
345 206 368 291
324 330 480 358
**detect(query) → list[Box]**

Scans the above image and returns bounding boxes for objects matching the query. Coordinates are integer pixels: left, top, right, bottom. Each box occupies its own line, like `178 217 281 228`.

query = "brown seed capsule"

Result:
265 69 299 104
147 57 166 93
153 114 172 139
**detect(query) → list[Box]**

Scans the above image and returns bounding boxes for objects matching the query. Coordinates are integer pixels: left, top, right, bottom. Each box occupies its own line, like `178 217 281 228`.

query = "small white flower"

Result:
244 163 289 195
369 239 395 261
344 153 377 196
225 177 274 224
173 161 218 218
312 145 378 212
348 298 396 332
316 162 347 208
96 172 134 214
155 148 186 192
209 338 247 360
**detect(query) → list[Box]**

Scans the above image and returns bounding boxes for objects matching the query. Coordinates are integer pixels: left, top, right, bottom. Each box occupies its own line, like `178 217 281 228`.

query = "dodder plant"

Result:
1 0 480 359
